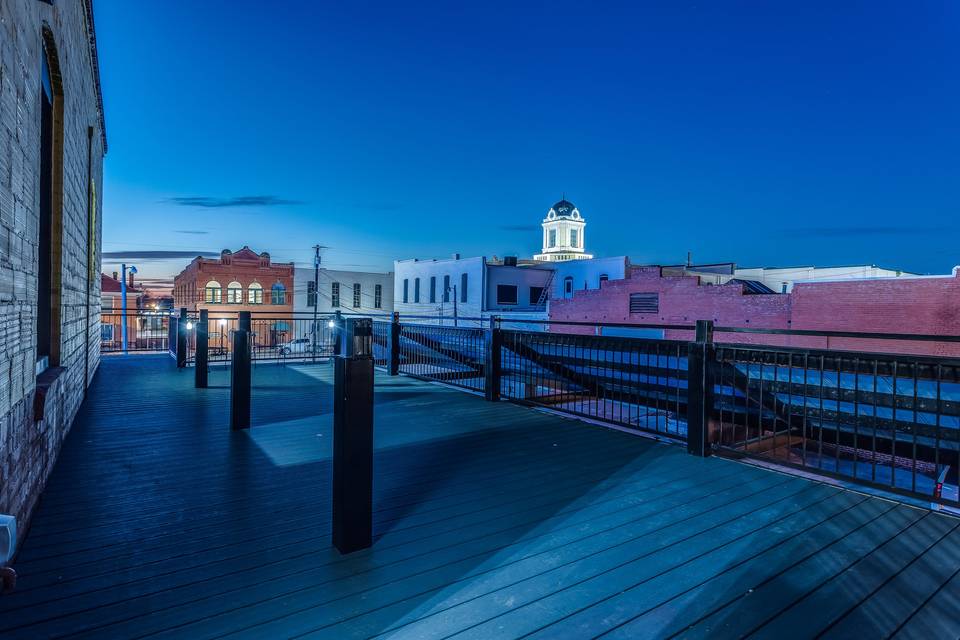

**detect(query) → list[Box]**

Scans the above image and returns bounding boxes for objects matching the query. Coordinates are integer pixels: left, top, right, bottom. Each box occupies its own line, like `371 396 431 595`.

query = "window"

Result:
37 43 59 365
100 323 114 341
403 278 409 303
248 282 263 304
353 283 361 308
414 278 421 303
563 276 574 297
548 229 557 248
599 274 609 286
629 292 659 314
205 281 222 303
331 282 340 307
496 284 518 305
429 276 436 303
443 275 450 302
570 229 579 247
271 282 286 305
226 281 242 304
529 286 545 305
460 273 468 303
306 281 317 307
374 284 382 309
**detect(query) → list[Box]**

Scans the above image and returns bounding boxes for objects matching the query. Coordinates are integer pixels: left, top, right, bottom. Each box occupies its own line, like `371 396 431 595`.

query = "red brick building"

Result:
549 266 960 356
173 247 294 314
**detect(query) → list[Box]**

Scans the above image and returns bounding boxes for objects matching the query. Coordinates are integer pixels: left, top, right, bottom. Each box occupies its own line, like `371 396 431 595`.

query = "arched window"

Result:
37 33 65 368
205 280 222 303
271 282 286 305
248 282 263 304
563 276 574 298
226 281 242 304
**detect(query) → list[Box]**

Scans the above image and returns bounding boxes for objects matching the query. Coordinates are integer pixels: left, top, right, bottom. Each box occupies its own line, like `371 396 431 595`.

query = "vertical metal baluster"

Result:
935 364 942 502
912 360 919 494
891 360 899 489
853 357 860 481
802 353 808 468
872 359 879 482
835 356 842 475
817 355 825 469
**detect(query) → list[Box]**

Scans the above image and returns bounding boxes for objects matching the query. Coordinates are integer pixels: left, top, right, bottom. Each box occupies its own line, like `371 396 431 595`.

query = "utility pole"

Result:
312 244 321 361
120 263 137 353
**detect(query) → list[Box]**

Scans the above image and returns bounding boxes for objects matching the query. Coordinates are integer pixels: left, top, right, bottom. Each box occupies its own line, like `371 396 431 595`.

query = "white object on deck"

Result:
0 514 15 565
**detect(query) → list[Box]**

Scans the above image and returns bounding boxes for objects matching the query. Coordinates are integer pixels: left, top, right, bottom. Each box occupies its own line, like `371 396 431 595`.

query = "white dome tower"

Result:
533 198 593 262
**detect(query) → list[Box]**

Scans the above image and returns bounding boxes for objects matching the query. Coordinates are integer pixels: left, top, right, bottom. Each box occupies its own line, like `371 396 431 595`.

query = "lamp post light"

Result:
120 264 137 353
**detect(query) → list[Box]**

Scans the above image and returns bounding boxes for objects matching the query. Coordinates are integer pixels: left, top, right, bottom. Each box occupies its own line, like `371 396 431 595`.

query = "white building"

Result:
733 265 916 293
533 199 594 262
293 267 394 315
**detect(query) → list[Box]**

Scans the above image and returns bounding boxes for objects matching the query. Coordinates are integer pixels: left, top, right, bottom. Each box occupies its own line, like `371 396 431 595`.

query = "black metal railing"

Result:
180 312 342 364
100 311 172 352
713 343 960 507
500 330 688 439
396 323 487 392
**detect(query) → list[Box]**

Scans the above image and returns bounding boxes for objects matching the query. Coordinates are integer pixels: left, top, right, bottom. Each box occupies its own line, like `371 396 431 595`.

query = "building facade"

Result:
100 272 143 350
0 0 107 548
550 265 960 356
293 267 394 316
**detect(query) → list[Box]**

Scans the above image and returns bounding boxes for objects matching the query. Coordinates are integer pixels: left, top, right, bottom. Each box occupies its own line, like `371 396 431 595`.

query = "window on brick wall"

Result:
226 281 242 304
205 281 222 303
629 292 659 314
248 282 263 304
271 283 286 305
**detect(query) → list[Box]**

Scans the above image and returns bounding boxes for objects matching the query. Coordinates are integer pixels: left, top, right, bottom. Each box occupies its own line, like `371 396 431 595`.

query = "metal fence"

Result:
500 330 688 439
179 313 341 364
101 311 172 353
712 344 960 507
396 323 487 392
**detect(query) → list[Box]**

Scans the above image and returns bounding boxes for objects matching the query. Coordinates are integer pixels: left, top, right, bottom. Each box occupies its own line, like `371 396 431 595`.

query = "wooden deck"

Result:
1 355 958 639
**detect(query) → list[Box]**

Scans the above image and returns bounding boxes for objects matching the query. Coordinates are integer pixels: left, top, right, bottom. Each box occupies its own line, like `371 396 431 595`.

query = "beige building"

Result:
0 0 106 548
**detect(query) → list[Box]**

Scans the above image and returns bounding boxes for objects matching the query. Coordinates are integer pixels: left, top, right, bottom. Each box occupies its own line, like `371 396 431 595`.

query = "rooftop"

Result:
1 356 957 638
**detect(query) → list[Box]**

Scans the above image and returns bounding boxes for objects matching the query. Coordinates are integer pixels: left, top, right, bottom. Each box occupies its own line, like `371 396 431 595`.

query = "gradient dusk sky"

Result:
94 1 959 289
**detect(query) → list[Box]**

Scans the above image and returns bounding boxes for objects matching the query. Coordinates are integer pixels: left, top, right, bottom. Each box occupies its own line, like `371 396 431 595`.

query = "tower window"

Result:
548 229 557 248
570 229 578 248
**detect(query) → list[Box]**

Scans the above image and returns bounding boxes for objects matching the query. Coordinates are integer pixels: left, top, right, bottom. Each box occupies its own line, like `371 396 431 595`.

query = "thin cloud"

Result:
102 250 218 261
789 225 950 238
165 195 304 208
499 224 539 232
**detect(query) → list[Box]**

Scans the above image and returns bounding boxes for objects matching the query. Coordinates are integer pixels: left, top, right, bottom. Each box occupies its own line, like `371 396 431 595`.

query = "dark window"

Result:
374 284 382 309
429 276 436 303
443 275 450 302
629 292 659 314
271 283 286 305
414 278 420 303
331 282 340 307
37 49 55 363
307 281 317 307
403 278 409 303
352 283 361 308
460 273 468 302
564 276 573 295
529 286 544 305
496 285 518 305
599 274 609 286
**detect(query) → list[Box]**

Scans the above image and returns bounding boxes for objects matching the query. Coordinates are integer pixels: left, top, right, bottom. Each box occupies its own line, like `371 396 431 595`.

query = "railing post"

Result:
687 320 715 457
230 311 252 430
176 307 188 368
333 318 374 554
484 316 502 402
333 310 343 356
195 309 208 388
388 312 401 376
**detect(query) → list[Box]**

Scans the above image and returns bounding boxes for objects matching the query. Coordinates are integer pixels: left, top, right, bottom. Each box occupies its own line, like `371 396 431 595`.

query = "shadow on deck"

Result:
0 355 958 639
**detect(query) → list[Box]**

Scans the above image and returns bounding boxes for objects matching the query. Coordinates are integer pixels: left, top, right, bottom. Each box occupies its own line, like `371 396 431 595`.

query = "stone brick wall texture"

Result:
0 0 105 548
550 267 960 356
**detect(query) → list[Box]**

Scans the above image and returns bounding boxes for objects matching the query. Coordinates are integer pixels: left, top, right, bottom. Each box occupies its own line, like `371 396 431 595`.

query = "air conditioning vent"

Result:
0 515 15 565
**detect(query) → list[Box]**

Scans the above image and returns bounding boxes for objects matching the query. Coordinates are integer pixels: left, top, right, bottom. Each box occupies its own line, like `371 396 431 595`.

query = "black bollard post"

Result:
484 316 502 402
195 309 209 388
332 317 374 554
176 307 188 368
687 320 715 457
388 312 401 376
230 313 252 430
332 310 343 356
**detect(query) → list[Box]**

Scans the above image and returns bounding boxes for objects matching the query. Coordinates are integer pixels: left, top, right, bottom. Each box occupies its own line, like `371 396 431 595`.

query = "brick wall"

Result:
0 0 105 548
550 267 960 356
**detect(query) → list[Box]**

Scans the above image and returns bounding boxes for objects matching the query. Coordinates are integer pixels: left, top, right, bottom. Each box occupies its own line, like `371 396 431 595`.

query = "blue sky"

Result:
95 0 959 288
